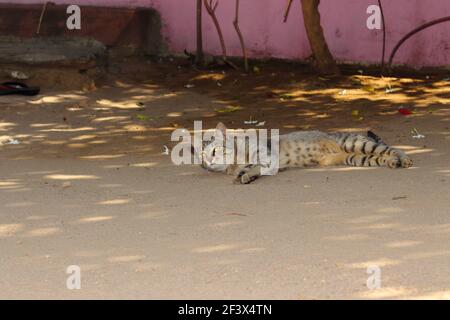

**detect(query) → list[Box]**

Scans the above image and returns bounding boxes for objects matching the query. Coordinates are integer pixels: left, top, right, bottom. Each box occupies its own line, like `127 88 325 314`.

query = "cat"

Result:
195 122 413 184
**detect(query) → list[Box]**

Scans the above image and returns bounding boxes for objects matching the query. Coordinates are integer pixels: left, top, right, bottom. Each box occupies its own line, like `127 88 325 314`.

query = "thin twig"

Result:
195 0 204 66
204 1 227 58
36 1 49 35
233 0 249 72
378 0 386 75
204 0 239 70
284 0 294 23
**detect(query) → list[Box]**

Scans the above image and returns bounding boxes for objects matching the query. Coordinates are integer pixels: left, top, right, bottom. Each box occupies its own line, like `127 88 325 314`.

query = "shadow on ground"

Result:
0 59 449 299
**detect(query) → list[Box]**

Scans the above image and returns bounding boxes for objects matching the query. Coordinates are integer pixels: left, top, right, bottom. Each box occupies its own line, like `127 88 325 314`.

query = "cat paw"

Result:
386 158 401 169
234 173 256 184
401 157 413 168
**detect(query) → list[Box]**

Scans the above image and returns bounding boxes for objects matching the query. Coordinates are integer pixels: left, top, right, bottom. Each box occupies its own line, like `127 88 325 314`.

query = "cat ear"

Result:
216 122 227 136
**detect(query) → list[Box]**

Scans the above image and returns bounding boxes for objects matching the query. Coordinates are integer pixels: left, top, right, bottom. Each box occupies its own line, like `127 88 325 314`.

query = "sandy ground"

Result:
0 60 449 299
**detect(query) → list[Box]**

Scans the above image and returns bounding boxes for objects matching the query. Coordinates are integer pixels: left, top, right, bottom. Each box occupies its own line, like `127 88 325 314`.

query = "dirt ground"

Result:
0 58 449 299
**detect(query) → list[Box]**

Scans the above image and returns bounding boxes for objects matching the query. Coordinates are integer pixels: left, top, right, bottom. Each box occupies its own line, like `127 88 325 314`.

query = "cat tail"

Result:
367 130 383 143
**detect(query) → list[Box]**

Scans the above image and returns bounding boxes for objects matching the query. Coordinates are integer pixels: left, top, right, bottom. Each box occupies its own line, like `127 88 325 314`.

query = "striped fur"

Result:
197 123 413 184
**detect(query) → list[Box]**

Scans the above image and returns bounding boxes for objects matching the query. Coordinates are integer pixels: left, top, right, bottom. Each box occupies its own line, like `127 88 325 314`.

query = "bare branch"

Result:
233 0 249 72
213 0 219 11
195 0 204 66
284 0 294 23
204 0 227 60
204 0 239 70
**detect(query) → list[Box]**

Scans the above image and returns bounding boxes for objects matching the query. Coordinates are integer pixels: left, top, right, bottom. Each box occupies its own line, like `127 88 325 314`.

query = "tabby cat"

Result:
197 122 413 184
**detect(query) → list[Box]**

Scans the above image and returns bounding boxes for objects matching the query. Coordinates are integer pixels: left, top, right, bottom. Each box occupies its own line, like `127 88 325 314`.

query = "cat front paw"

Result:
234 173 256 184
387 157 413 169
401 157 413 168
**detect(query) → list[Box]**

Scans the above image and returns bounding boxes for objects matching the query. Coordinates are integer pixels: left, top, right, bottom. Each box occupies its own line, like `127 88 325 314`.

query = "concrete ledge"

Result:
0 36 107 89
0 3 164 55
0 36 106 67
0 4 165 89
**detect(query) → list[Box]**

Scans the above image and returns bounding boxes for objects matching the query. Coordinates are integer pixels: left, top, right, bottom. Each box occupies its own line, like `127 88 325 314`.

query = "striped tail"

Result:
345 154 388 167
337 133 406 158
332 133 413 168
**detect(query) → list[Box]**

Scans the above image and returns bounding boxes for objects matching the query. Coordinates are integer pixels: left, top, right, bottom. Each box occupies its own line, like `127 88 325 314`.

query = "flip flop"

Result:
0 82 40 96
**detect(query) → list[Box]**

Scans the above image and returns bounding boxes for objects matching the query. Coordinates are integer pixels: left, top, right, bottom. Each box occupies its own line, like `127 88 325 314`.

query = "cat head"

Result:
196 122 233 172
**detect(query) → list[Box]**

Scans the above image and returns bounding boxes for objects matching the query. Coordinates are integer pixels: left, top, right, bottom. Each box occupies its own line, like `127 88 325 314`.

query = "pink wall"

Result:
2 0 450 67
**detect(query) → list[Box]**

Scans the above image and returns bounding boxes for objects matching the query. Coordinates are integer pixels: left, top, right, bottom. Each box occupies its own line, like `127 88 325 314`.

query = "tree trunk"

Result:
195 0 205 66
301 0 339 75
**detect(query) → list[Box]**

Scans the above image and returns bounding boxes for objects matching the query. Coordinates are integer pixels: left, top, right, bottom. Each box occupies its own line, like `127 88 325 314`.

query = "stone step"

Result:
0 36 106 68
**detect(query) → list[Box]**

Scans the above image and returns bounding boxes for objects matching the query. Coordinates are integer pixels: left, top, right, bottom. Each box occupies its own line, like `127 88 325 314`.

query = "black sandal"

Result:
0 82 40 96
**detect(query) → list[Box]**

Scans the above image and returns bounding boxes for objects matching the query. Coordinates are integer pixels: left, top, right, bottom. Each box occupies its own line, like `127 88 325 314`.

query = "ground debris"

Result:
0 138 20 145
411 128 425 139
215 106 242 113
392 196 408 200
225 212 247 217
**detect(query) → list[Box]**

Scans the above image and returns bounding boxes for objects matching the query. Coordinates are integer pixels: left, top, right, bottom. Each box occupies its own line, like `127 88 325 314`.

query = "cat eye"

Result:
212 147 223 157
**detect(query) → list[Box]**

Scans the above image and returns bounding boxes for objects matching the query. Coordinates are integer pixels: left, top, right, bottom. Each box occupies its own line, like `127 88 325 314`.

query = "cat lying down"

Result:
195 122 413 184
